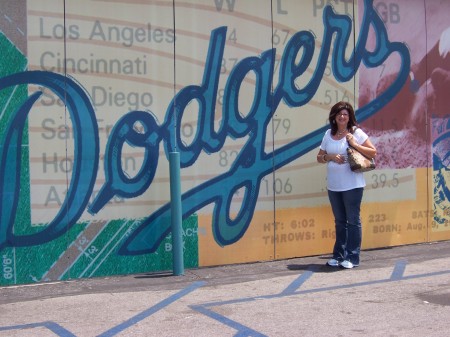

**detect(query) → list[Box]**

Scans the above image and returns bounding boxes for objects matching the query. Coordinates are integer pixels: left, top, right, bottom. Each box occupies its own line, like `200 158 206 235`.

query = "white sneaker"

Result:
340 260 355 269
326 258 340 267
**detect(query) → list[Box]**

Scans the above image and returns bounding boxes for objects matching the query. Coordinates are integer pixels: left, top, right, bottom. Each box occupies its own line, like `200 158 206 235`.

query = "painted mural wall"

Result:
0 0 449 286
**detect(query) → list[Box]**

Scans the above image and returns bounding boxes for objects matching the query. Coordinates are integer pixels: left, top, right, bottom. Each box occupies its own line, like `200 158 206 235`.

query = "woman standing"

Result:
317 102 377 269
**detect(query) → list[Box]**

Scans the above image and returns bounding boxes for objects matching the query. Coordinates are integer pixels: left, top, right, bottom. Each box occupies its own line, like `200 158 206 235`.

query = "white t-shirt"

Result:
320 128 369 191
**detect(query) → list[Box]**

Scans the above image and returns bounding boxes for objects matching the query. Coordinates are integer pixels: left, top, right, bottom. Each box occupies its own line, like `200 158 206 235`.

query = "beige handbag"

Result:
347 146 376 172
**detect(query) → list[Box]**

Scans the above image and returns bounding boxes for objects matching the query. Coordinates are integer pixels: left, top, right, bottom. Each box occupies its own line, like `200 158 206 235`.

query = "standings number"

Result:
221 58 239 74
2 255 13 280
272 29 290 45
371 173 399 189
219 150 239 167
323 90 350 105
273 118 291 134
263 177 293 195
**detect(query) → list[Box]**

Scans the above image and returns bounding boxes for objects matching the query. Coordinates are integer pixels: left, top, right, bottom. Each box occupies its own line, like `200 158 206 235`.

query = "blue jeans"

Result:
327 188 363 265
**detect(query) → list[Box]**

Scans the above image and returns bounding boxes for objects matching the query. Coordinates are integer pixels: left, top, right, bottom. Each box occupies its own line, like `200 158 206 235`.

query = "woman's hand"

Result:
346 133 377 159
317 151 348 164
328 153 347 164
345 133 358 148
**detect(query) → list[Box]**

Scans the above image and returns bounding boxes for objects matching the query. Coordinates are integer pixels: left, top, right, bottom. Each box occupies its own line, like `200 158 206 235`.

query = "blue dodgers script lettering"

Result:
0 0 410 254
117 0 411 255
0 72 99 248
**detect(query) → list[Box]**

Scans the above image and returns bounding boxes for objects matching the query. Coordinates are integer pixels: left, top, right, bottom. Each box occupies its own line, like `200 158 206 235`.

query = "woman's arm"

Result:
347 134 377 159
317 149 347 164
317 149 328 163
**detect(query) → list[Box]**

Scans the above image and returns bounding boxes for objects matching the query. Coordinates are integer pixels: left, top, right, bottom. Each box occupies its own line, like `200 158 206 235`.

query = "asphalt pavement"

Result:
1 240 450 337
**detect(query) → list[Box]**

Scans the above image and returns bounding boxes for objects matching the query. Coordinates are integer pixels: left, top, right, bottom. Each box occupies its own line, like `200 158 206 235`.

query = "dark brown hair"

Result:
329 101 359 136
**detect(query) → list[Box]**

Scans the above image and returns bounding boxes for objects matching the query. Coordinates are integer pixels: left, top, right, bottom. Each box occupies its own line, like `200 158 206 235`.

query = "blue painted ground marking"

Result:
0 321 77 337
191 261 450 335
97 281 206 337
390 260 407 280
280 270 314 295
0 281 205 337
2 262 448 336
191 304 268 337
